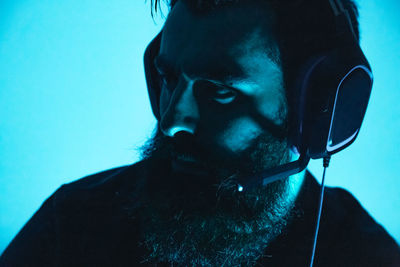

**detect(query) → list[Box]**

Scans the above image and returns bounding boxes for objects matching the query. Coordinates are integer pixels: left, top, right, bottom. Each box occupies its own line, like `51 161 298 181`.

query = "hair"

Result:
149 0 359 120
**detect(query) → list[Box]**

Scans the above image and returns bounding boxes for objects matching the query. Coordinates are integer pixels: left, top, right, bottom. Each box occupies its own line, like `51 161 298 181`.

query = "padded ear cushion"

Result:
144 32 163 120
289 54 327 154
302 50 347 157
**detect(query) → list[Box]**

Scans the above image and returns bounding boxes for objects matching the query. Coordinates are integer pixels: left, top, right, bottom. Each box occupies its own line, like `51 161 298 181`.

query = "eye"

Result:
212 85 237 104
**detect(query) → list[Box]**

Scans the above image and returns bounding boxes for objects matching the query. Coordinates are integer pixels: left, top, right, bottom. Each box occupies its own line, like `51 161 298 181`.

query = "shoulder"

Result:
1 159 164 265
45 159 161 224
60 159 149 192
29 159 161 265
323 186 393 240
319 186 400 266
52 159 158 200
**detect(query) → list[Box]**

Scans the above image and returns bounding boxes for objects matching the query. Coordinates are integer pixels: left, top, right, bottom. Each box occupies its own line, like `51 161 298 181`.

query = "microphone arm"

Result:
236 153 310 192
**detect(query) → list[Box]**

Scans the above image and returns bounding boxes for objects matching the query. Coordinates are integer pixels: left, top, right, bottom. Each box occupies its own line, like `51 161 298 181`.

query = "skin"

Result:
158 2 287 153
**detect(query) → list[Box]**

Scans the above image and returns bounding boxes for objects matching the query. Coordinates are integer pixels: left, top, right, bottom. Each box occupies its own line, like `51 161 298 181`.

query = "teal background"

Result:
0 0 399 253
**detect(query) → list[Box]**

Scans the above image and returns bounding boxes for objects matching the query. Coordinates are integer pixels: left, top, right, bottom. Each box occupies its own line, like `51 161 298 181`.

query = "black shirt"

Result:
1 159 399 266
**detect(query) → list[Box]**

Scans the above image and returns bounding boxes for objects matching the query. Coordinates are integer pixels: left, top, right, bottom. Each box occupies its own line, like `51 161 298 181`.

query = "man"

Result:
1 0 399 266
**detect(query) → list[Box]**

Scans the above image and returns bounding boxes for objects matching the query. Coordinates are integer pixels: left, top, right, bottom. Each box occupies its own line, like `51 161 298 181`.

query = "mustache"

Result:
145 129 212 164
171 131 199 153
170 131 209 161
140 128 244 187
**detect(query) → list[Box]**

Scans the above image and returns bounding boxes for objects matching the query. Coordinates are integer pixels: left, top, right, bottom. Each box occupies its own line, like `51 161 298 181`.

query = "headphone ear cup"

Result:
294 47 372 159
144 32 163 120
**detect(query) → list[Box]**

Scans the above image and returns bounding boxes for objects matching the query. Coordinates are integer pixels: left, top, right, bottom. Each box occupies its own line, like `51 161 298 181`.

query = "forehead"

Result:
160 0 277 80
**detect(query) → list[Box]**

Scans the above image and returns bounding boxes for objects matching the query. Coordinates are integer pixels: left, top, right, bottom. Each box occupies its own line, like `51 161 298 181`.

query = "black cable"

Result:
309 156 331 267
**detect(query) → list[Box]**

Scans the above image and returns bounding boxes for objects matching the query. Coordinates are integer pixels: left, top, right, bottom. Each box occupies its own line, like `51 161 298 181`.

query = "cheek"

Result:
217 116 262 153
255 90 288 125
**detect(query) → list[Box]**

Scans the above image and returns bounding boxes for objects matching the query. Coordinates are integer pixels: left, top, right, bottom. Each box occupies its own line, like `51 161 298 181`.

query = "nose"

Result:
160 77 199 137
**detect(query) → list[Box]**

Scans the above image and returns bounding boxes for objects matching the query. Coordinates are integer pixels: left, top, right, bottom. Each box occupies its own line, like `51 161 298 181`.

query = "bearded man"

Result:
1 0 400 266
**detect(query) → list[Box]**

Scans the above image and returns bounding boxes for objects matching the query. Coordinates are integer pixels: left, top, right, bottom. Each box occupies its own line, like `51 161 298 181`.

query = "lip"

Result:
176 153 198 163
171 155 208 176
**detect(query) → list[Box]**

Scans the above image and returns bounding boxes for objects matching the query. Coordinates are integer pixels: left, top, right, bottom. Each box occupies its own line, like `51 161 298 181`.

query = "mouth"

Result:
171 153 209 176
176 153 198 163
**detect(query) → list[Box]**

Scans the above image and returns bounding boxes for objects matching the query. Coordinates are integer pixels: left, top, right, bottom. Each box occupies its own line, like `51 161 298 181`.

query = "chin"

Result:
137 171 295 266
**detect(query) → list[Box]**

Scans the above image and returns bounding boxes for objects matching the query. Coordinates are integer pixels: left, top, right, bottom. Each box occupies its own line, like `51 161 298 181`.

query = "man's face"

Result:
137 1 302 265
156 0 290 179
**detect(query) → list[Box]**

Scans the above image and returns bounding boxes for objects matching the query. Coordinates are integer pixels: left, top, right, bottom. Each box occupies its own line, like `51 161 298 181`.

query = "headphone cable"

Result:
309 156 331 267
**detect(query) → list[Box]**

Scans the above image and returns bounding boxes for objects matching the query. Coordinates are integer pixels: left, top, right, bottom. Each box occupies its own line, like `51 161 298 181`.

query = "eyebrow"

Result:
153 54 247 88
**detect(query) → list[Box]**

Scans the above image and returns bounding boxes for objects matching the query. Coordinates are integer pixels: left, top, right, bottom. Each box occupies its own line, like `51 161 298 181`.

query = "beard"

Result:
135 126 296 266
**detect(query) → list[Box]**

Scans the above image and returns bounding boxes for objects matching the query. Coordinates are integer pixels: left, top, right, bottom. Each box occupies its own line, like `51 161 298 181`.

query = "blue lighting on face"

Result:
0 0 399 255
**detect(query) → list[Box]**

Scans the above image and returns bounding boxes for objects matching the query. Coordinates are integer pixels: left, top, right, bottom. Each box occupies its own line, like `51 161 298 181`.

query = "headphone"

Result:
143 0 373 190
